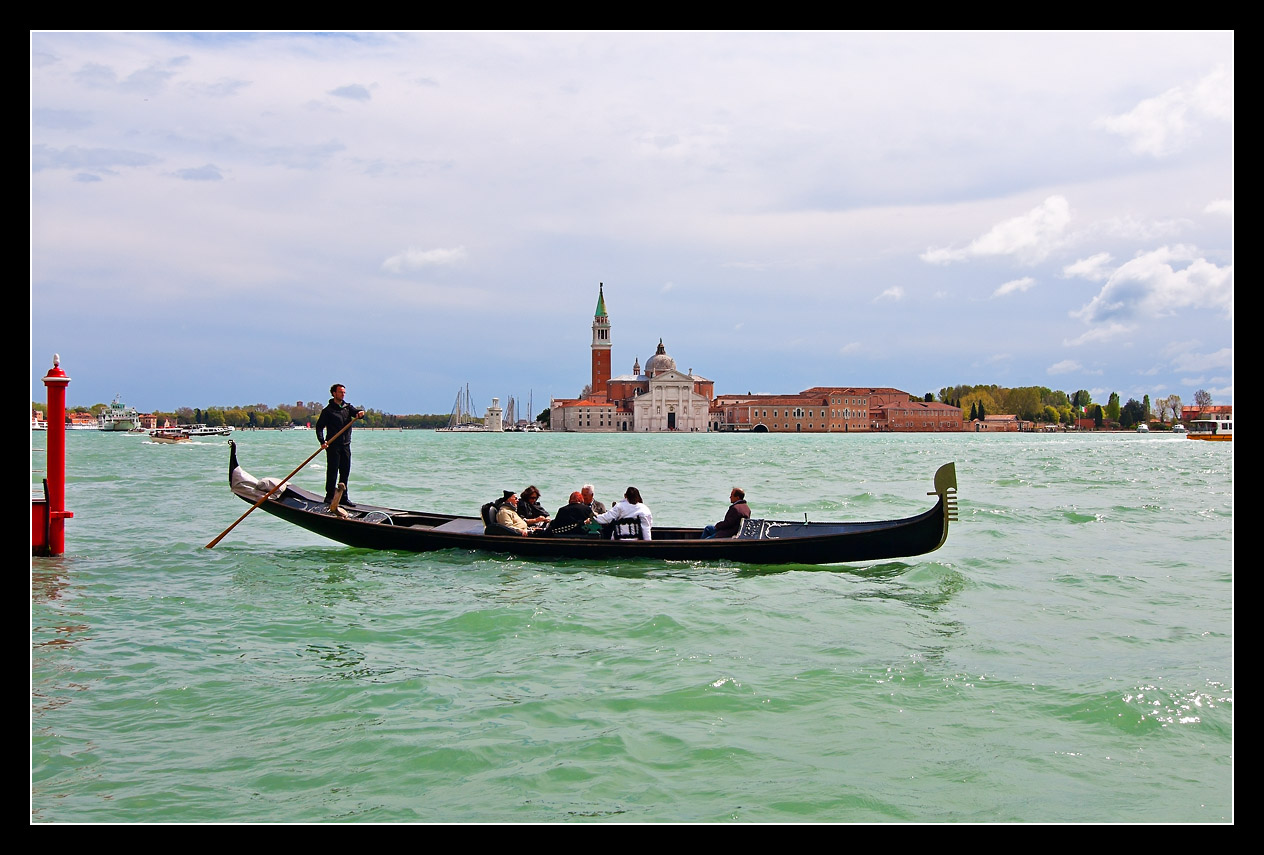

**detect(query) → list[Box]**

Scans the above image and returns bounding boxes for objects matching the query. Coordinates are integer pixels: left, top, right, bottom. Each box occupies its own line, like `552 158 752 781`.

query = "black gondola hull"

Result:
227 443 957 565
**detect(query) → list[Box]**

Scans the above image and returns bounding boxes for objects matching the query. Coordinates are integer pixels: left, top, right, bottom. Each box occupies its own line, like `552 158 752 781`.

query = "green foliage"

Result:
1119 398 1147 428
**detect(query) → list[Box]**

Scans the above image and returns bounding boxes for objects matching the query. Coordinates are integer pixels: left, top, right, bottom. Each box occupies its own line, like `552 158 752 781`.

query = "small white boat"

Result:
1136 423 1150 433
1171 423 1187 434
186 424 233 437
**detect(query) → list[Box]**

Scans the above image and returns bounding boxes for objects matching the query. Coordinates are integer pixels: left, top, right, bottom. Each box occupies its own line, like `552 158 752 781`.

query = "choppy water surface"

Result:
31 430 1232 821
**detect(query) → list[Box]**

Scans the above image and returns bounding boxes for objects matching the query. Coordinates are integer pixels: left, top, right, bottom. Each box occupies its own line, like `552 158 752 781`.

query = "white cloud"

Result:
1205 199 1233 217
1063 252 1114 281
1047 360 1082 375
839 342 861 354
381 246 468 274
992 277 1035 298
1073 245 1233 324
921 196 1070 265
1063 321 1134 347
660 281 675 293
1098 64 1233 157
1170 347 1232 372
874 286 905 302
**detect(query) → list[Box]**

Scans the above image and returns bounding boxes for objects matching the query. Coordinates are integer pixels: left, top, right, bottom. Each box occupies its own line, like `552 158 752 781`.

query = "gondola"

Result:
226 442 958 565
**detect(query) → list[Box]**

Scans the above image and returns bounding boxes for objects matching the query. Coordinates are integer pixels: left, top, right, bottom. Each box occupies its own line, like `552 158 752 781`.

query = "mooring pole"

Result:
40 354 74 556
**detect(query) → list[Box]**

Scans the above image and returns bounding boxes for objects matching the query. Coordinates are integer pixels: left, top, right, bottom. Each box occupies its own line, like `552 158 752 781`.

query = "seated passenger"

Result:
544 491 594 537
593 487 653 540
494 491 532 536
517 486 551 526
581 484 607 515
702 487 750 538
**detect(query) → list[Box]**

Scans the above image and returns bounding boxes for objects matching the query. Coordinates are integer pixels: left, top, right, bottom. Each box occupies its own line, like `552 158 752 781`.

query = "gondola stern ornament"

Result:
229 440 289 501
927 461 958 548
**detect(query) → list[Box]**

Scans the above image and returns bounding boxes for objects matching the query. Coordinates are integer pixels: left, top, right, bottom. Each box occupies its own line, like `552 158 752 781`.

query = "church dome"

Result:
644 339 676 376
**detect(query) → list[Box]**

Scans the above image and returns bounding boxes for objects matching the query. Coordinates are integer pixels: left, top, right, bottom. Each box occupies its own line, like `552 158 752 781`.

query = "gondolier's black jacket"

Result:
316 398 360 448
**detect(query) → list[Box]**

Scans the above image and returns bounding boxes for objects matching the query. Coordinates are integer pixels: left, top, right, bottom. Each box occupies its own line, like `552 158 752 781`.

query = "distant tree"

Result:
537 408 551 426
969 402 978 421
1004 387 1043 420
578 383 593 399
978 401 986 420
1166 394 1182 423
1120 398 1147 428
1042 405 1060 424
1142 395 1151 422
1194 389 1213 407
1092 405 1103 428
1106 392 1121 423
924 392 934 402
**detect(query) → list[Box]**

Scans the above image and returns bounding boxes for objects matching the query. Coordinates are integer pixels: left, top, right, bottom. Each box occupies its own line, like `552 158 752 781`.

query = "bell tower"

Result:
591 282 612 398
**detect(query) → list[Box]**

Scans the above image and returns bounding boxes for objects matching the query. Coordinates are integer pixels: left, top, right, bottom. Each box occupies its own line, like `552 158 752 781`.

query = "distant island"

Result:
33 384 1216 432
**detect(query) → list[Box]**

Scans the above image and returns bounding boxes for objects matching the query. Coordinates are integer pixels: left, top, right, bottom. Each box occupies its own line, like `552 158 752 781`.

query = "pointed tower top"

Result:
595 282 607 318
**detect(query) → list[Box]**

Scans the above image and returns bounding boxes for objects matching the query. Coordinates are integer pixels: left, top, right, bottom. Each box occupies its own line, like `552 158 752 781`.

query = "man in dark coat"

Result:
315 383 365 507
702 488 750 538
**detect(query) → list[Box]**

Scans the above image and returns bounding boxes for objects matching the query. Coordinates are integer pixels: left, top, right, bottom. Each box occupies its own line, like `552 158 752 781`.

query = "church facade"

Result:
550 284 714 432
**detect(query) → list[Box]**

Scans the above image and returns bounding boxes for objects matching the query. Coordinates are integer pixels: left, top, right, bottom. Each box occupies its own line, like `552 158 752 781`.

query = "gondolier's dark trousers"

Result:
325 446 351 501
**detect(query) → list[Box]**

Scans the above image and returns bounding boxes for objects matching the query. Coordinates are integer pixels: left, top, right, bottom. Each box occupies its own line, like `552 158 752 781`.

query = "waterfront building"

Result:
711 387 954 432
971 414 1024 432
551 285 713 432
875 401 966 432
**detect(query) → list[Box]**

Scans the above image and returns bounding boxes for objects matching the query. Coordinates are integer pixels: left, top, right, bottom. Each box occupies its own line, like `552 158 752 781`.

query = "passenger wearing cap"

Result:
494 491 532 536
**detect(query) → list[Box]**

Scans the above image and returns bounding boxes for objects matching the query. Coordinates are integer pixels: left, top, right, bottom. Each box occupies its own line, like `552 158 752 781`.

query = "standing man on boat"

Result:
316 384 365 507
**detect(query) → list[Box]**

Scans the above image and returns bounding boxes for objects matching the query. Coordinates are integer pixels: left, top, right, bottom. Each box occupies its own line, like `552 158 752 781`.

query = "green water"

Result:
31 430 1232 821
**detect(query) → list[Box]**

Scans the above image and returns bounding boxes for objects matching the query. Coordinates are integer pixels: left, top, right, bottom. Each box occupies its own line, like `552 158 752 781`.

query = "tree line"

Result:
933 385 1212 428
39 401 455 430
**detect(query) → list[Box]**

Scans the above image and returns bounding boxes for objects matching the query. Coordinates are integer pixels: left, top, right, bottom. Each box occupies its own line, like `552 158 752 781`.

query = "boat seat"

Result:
610 518 643 540
480 501 522 537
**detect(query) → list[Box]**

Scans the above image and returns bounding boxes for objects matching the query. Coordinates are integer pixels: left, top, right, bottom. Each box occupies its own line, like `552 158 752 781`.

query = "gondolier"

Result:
316 384 365 507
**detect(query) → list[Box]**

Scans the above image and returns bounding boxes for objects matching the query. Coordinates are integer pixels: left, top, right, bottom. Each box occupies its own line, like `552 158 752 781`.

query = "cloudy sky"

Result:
31 31 1233 415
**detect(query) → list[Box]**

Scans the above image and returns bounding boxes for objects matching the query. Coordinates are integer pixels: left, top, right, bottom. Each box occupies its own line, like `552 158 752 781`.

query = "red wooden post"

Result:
39 354 73 556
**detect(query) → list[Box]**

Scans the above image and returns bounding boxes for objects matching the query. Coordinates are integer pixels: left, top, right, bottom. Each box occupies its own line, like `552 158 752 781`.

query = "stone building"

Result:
550 285 713 432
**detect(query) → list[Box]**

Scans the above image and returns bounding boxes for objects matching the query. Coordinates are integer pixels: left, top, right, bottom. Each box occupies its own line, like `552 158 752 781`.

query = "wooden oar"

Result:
205 414 362 548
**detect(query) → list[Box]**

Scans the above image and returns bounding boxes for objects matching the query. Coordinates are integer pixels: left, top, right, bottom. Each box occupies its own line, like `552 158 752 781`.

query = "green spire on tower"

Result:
595 282 607 318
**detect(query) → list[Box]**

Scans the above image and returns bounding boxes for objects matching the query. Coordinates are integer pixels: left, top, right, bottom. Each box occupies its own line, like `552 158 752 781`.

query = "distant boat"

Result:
32 412 47 431
99 396 140 432
1136 423 1150 433
186 424 233 437
1171 423 1188 434
1188 413 1232 442
436 385 496 432
149 427 191 444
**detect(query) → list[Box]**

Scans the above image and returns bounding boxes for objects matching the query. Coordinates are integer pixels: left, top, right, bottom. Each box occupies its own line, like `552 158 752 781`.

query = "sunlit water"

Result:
31 430 1232 822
